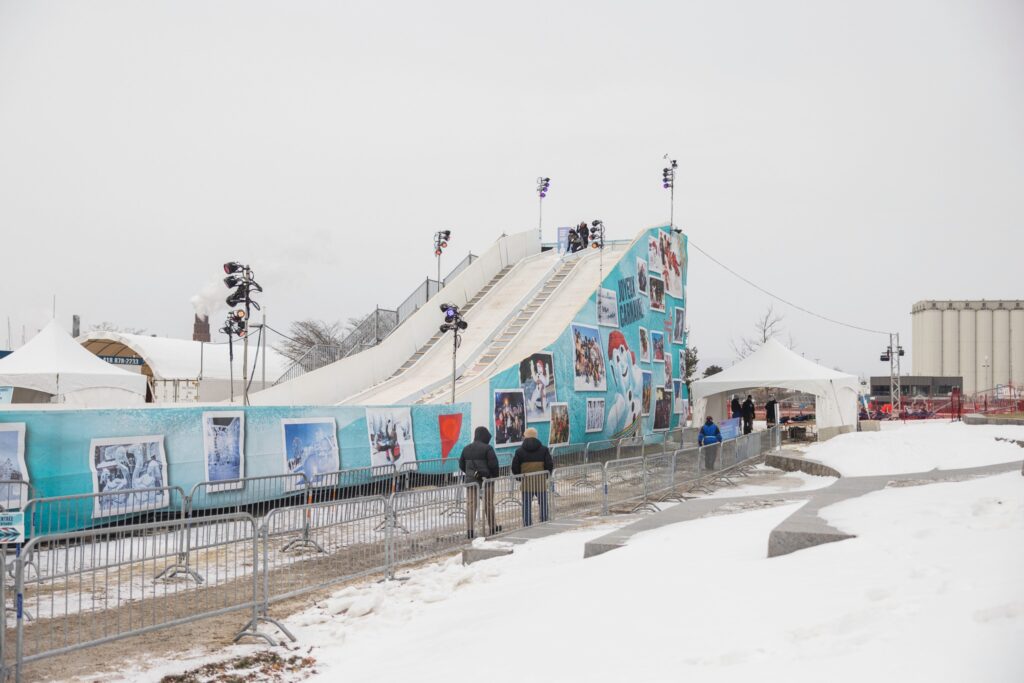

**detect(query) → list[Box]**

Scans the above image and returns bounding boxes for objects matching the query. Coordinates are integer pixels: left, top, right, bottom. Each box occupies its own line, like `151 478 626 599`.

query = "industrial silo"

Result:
942 306 959 377
922 306 943 376
1011 306 1024 390
976 306 994 393
959 306 977 395
993 307 1011 390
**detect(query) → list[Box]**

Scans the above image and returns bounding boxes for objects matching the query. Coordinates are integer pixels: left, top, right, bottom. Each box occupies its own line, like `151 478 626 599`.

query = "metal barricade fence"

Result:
310 465 398 502
11 513 268 683
24 487 187 539
550 464 604 518
603 456 647 512
388 484 476 569
397 458 462 490
0 481 34 512
550 442 588 466
673 446 700 485
261 496 389 608
644 452 676 502
616 436 645 460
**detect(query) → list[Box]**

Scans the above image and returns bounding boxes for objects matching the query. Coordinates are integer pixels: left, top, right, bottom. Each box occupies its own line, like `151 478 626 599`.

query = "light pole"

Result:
223 262 263 405
590 219 606 296
434 230 451 291
536 177 550 242
879 334 904 419
662 155 677 228
439 303 468 403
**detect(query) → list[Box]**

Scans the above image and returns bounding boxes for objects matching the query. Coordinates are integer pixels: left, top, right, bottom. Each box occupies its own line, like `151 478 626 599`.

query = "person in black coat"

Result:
511 427 554 526
742 395 755 435
765 396 778 428
577 222 589 249
731 395 742 420
459 426 499 537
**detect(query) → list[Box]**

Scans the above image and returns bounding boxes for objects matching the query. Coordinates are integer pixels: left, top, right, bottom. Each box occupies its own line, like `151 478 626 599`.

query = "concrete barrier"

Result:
764 453 842 479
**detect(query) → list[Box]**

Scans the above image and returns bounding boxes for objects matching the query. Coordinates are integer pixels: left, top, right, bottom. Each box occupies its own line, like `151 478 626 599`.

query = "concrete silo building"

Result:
911 300 1024 396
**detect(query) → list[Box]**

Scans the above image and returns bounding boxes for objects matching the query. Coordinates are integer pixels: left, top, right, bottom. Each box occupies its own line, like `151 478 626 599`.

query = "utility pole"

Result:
536 176 550 242
261 308 267 390
662 155 677 228
242 267 250 405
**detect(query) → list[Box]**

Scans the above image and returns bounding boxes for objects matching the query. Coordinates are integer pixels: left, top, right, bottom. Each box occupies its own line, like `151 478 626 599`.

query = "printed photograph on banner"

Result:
597 288 619 327
638 327 651 363
660 230 684 298
651 330 665 363
494 390 527 447
88 435 169 517
519 352 557 422
366 407 417 469
664 349 673 381
649 276 665 312
654 386 672 431
672 307 686 343
571 323 606 391
641 371 652 416
673 380 684 414
679 350 686 385
0 423 28 510
605 330 644 437
636 258 649 297
282 418 339 489
203 412 245 491
681 398 690 420
549 403 570 446
647 236 662 274
585 397 605 433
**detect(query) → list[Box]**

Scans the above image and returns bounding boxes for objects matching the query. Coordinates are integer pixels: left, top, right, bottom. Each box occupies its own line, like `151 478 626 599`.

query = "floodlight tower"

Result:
223 262 263 405
439 303 469 403
536 177 550 242
434 230 452 289
879 334 904 419
662 155 678 229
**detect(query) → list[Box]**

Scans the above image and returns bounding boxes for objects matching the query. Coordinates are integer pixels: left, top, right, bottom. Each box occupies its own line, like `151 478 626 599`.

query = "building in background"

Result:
911 300 1024 396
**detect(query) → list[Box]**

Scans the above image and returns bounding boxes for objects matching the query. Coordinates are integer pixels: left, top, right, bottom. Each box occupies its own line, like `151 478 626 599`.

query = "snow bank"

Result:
803 422 1024 476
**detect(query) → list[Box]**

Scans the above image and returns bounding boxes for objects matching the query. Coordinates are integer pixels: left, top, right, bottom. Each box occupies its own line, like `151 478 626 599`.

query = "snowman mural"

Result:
605 330 645 438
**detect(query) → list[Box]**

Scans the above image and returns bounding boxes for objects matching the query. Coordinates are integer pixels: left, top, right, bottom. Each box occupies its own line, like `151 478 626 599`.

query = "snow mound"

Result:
803 422 1024 476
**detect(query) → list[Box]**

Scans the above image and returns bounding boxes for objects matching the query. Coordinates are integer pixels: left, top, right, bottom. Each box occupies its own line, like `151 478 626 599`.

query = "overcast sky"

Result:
1 0 1021 378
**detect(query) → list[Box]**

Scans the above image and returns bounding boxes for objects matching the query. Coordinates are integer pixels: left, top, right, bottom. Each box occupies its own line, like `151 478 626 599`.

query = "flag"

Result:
438 413 463 462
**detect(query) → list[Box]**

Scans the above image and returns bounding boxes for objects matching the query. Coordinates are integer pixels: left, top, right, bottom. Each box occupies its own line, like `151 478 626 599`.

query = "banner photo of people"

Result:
660 230 684 299
572 323 606 391
519 352 557 422
281 418 339 489
649 276 666 312
549 403 569 445
88 435 169 517
493 390 527 446
0 423 28 510
647 236 662 273
366 407 417 469
651 330 665 363
654 386 672 431
673 307 686 344
673 380 684 414
585 397 605 433
203 411 245 492
636 257 649 297
641 371 652 416
639 327 651 363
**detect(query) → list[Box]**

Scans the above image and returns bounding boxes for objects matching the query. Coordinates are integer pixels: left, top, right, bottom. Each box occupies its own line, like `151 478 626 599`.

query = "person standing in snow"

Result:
698 416 723 470
742 395 755 435
731 395 742 421
459 426 499 538
511 427 554 526
765 396 778 428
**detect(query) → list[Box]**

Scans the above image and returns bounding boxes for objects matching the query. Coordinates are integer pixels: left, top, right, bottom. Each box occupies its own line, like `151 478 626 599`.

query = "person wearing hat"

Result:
511 427 554 526
698 415 723 470
459 426 500 538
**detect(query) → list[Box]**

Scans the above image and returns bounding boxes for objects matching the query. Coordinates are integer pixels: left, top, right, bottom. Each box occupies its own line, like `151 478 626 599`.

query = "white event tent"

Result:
0 321 147 407
690 339 860 440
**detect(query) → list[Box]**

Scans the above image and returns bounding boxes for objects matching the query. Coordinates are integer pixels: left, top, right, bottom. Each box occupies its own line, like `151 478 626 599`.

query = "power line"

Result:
686 238 891 336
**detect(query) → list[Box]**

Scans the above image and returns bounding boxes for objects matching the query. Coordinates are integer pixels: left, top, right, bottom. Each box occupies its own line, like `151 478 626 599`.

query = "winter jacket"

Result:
511 437 554 493
765 400 777 421
698 423 722 446
742 398 755 420
459 426 499 483
731 398 742 418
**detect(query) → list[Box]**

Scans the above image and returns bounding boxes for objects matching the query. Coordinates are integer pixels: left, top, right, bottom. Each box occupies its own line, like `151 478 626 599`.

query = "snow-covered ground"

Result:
65 423 1024 682
804 421 1024 476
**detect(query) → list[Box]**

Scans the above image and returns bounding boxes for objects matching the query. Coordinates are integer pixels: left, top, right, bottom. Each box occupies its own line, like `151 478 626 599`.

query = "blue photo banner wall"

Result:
488 226 689 451
0 402 473 511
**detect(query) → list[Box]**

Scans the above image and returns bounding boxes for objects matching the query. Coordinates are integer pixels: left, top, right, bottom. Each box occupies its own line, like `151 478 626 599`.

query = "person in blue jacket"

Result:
698 415 723 470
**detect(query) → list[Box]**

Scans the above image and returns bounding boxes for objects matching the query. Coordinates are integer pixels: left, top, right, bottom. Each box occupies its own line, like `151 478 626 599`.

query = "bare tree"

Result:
731 304 786 359
274 319 345 363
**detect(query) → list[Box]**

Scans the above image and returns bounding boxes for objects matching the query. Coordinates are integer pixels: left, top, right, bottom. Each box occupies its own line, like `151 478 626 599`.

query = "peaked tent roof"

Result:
692 338 857 393
0 321 147 397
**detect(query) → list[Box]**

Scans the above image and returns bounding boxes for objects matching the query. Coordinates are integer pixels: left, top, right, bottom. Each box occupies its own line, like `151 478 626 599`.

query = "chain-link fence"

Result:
2 427 779 681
